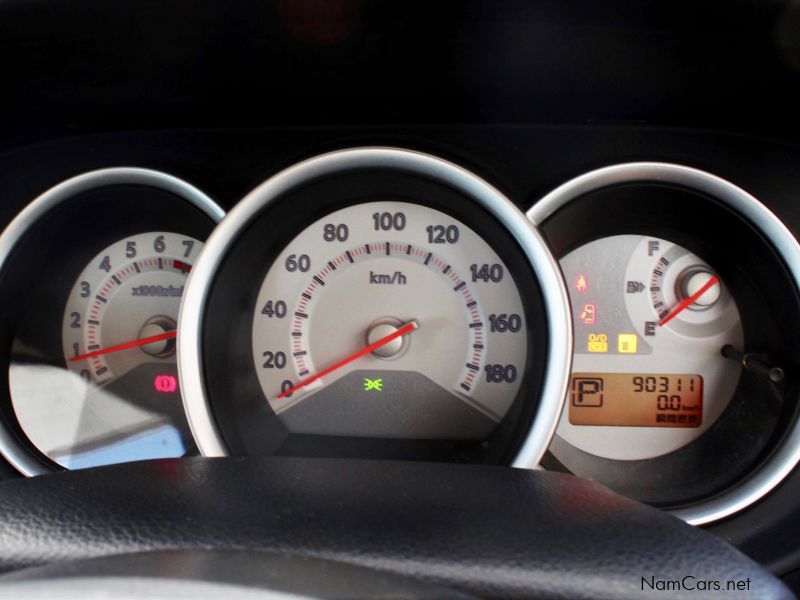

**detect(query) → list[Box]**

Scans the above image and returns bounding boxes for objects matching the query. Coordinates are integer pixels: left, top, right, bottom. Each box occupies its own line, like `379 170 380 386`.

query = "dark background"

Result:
2 0 800 143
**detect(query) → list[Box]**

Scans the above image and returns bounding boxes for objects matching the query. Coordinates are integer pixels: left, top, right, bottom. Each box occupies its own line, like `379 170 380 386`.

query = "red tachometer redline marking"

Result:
278 320 419 399
658 275 719 327
69 330 176 362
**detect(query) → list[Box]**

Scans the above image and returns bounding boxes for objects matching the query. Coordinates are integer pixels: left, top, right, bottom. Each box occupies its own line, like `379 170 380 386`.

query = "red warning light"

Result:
154 374 178 393
580 304 596 325
575 274 589 294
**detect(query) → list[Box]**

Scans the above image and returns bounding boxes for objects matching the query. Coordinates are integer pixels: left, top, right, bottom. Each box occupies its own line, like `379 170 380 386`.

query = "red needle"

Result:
69 330 177 362
278 320 419 399
658 275 719 327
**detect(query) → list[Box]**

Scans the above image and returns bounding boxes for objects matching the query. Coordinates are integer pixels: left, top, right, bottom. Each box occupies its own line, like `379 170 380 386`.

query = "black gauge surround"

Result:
0 169 223 475
179 148 571 467
528 163 800 525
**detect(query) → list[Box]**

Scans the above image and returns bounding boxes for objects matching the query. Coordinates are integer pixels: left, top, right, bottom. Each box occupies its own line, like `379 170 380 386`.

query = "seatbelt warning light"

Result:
574 274 589 294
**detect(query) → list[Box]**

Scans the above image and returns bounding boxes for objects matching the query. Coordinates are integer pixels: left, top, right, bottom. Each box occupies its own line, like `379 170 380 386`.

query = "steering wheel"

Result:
0 457 790 598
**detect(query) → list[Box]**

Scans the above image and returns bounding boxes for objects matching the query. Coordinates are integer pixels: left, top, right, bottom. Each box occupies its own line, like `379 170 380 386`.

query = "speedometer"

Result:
179 148 571 466
252 202 527 439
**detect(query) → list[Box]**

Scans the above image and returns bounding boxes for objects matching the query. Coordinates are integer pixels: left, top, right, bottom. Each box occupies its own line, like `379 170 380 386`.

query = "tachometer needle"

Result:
69 330 177 362
277 320 419 399
658 275 719 327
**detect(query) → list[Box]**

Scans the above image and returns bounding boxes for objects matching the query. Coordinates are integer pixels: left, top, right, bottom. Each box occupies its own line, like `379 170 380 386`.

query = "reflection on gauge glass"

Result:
557 235 743 460
252 202 528 440
10 231 202 469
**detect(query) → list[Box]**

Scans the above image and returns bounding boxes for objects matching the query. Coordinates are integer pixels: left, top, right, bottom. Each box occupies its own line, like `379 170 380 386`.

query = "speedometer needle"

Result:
658 275 719 327
277 320 419 399
69 330 177 362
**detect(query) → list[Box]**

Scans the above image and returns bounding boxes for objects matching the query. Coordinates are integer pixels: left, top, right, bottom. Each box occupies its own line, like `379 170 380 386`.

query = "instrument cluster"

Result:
0 151 799 528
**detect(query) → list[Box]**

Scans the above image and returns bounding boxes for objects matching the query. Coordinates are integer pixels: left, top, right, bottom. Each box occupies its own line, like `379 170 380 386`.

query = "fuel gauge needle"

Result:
69 330 177 362
278 320 419 399
658 275 719 327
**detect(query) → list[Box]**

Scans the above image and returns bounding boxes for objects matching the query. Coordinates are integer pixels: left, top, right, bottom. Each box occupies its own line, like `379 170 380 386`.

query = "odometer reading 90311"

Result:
569 372 703 428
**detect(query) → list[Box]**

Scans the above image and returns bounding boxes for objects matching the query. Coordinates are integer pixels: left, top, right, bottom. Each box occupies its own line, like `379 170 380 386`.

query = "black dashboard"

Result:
1 1 800 597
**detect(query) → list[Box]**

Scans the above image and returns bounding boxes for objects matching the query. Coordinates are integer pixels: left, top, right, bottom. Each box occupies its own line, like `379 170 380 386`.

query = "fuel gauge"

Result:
529 162 800 524
558 235 743 460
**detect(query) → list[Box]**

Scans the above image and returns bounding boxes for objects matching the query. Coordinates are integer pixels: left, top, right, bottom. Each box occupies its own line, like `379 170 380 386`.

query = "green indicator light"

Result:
363 377 383 392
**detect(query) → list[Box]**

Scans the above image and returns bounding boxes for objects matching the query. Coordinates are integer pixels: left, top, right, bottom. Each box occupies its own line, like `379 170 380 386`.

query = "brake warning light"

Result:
154 374 178 393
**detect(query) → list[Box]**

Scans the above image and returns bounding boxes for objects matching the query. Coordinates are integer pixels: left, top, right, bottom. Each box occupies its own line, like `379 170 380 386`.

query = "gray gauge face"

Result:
10 231 202 469
251 201 529 439
556 235 743 460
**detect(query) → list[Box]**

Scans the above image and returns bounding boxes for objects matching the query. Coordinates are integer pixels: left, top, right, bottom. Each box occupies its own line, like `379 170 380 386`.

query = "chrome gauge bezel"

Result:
528 162 800 525
0 168 223 476
178 147 572 467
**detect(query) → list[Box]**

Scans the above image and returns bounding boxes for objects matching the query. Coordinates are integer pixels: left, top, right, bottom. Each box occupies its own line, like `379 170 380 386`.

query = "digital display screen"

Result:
569 373 703 428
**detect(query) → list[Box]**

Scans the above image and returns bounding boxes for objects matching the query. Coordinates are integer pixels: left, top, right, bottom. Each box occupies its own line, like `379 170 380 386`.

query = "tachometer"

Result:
63 232 199 384
0 168 223 475
35 231 203 469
